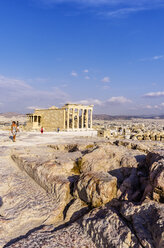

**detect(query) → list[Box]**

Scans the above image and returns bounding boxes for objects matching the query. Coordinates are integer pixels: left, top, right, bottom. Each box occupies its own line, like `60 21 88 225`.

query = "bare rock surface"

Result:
81 203 142 248
4 222 96 248
75 172 117 207
80 144 146 186
11 146 79 204
142 149 164 202
0 133 102 247
120 201 164 248
0 131 164 248
0 147 63 247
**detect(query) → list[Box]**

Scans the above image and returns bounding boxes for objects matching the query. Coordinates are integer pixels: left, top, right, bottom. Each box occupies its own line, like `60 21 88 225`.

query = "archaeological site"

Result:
0 111 164 248
26 104 93 131
1 1 164 247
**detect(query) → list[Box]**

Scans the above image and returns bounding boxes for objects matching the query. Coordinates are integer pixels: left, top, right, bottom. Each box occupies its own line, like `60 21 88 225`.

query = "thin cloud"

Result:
85 76 90 80
102 85 110 90
153 55 164 60
38 0 164 7
101 7 146 18
144 105 153 109
140 55 164 61
77 96 132 106
71 71 78 77
0 75 70 112
143 91 164 97
101 76 111 83
37 0 164 18
139 103 164 110
107 96 132 104
83 69 89 73
77 99 104 106
27 106 43 110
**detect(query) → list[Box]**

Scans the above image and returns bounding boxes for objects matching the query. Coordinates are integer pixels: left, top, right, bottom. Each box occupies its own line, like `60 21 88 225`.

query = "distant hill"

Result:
0 112 26 118
93 114 164 120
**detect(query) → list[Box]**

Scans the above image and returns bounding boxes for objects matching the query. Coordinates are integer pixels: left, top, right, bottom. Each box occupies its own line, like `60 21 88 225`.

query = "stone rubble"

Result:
96 119 164 142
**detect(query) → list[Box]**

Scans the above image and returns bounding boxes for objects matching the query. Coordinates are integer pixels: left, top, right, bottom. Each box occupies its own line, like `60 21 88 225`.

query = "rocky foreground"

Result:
0 132 164 248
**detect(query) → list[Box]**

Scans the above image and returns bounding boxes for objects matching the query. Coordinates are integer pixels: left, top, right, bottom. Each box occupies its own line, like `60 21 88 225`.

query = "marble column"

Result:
86 109 89 129
67 108 70 130
81 109 84 129
72 108 75 130
63 109 66 130
77 109 79 129
90 109 93 129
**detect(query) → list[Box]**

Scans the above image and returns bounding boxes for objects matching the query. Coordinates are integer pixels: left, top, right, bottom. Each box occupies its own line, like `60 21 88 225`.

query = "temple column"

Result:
81 109 84 129
67 108 70 130
32 115 34 127
90 109 93 129
63 109 66 130
77 108 79 129
86 109 89 129
72 108 75 130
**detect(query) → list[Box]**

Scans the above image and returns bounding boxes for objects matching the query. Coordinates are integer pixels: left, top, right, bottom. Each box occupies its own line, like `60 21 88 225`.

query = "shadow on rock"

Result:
3 225 45 247
0 197 3 207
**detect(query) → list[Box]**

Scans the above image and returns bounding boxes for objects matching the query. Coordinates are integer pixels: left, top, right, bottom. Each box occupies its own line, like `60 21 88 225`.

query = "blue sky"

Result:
0 0 164 115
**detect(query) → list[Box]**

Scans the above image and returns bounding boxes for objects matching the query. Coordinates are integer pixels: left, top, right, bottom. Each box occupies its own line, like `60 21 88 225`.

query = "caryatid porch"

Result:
63 104 93 131
26 114 41 128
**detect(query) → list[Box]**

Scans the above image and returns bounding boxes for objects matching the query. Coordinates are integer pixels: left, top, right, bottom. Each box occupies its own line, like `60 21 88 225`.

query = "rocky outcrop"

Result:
11 151 73 204
6 141 164 248
142 150 164 202
80 200 164 248
80 144 145 185
75 172 117 207
81 204 141 248
120 201 164 248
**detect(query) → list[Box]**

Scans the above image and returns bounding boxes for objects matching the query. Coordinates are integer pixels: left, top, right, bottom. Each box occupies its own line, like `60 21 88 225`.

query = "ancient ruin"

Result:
0 115 164 247
26 103 93 131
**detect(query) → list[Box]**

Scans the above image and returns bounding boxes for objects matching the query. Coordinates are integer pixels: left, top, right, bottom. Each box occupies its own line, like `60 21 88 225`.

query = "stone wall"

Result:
35 109 65 131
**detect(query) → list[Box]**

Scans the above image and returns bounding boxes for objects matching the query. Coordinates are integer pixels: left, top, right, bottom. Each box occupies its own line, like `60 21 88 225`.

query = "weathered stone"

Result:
64 198 89 222
11 152 72 204
81 205 142 248
117 168 140 201
120 201 164 248
143 150 164 202
80 144 145 185
0 148 66 247
75 172 117 207
26 103 94 131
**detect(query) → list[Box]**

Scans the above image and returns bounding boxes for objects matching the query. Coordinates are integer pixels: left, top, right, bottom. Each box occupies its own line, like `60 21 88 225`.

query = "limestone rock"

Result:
143 150 164 202
11 152 72 204
75 172 117 207
80 144 145 184
81 205 141 248
120 201 164 248
64 198 89 222
117 168 140 201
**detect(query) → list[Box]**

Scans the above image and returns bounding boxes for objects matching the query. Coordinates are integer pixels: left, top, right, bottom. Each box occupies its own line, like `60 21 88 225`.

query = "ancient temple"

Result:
26 103 93 131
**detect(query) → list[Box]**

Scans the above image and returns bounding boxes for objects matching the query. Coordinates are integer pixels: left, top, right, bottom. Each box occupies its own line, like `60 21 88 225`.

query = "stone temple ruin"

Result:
26 103 93 131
